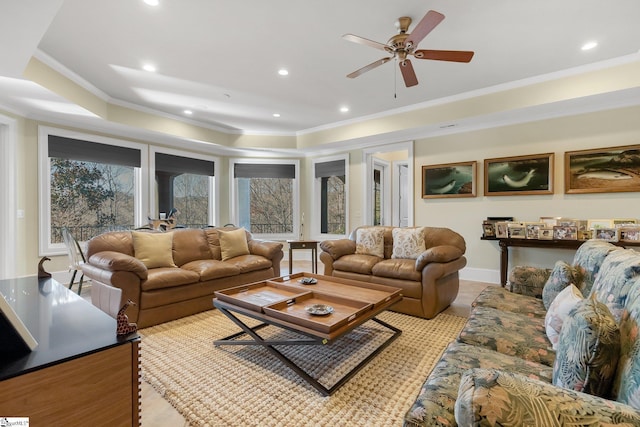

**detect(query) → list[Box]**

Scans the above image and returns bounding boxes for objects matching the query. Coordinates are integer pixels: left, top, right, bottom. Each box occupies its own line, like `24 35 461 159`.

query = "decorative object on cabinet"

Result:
593 228 619 242
565 144 640 194
620 227 640 242
37 256 52 278
421 161 476 198
553 225 578 240
484 153 554 196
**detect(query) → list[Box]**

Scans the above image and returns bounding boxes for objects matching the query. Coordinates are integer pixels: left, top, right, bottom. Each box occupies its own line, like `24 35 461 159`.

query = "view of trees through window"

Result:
322 176 346 234
50 158 134 243
170 173 209 227
239 177 293 234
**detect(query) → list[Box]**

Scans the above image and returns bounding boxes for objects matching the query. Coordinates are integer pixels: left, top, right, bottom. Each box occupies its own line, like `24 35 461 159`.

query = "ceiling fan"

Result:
343 10 474 87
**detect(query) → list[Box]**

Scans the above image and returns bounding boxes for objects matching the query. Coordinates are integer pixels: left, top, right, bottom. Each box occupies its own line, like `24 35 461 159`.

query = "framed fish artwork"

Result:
484 153 554 196
565 144 640 194
422 161 477 199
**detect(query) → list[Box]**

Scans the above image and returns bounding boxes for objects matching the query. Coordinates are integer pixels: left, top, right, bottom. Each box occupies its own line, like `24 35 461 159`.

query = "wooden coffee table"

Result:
213 272 403 395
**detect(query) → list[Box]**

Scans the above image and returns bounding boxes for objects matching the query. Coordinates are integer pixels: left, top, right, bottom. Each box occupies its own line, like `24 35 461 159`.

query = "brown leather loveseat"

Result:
81 226 283 327
319 226 466 319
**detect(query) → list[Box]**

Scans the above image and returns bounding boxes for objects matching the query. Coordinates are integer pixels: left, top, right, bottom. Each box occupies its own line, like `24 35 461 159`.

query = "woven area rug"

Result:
139 309 466 426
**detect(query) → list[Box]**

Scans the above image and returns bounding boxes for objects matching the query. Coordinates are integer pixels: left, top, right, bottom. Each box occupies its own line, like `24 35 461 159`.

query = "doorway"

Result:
363 141 413 227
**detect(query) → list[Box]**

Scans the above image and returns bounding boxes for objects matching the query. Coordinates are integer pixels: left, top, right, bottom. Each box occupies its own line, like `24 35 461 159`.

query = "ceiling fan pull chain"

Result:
394 59 397 98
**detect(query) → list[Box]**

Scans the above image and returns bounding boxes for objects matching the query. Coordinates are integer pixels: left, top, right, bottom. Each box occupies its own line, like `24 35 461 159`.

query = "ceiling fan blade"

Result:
414 49 474 63
347 57 392 78
399 59 418 87
342 34 389 52
405 10 445 50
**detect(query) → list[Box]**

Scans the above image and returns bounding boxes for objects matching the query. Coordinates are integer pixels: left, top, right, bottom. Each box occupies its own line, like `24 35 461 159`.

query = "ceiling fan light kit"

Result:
343 9 474 88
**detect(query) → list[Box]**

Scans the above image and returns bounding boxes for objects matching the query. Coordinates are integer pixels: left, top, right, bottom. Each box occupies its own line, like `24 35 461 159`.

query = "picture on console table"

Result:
422 161 476 198
484 153 554 196
565 144 640 194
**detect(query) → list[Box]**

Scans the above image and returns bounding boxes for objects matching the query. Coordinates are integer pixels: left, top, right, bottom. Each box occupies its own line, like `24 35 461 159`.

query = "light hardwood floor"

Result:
81 261 495 426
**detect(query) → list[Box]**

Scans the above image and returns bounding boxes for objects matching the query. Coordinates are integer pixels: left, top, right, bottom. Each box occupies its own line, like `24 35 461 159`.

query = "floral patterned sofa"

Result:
404 240 640 426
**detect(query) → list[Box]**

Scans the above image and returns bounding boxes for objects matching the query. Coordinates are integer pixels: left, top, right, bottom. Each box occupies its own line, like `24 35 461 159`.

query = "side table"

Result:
287 240 319 274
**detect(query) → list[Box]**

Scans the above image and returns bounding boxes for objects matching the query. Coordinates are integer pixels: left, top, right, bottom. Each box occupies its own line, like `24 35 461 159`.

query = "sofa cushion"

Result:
141 267 201 291
355 227 385 257
590 248 640 322
180 259 241 281
573 240 620 296
333 254 380 275
471 286 547 318
614 275 640 408
545 284 584 350
542 260 582 309
131 231 177 269
224 254 272 274
403 342 553 427
391 227 426 259
455 368 640 427
371 258 421 281
507 265 551 298
171 228 212 266
218 227 250 261
457 306 555 366
552 296 620 398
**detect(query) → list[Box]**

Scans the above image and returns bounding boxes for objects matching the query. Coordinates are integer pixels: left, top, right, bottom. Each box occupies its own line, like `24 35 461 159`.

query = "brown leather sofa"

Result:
319 226 466 319
81 227 283 328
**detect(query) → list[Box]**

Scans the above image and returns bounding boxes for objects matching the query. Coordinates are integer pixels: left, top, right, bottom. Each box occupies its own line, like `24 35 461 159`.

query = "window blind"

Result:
155 153 214 176
48 135 141 168
234 163 295 179
314 159 345 178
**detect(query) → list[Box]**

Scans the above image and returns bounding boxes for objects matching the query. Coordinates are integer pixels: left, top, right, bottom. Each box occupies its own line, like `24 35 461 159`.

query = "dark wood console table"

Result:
287 240 319 273
482 237 640 286
0 277 140 426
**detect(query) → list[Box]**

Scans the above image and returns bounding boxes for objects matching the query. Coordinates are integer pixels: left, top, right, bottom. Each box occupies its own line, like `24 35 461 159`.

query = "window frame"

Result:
229 157 300 240
149 146 219 228
38 126 148 256
312 154 349 240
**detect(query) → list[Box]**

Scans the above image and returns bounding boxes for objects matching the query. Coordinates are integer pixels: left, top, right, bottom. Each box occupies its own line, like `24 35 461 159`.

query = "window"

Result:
152 149 217 228
39 127 147 255
231 159 299 239
313 155 348 237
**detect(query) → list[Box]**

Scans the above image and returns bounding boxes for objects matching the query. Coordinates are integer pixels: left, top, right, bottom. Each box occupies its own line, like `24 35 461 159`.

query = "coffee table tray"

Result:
270 273 402 309
263 292 372 334
215 282 308 313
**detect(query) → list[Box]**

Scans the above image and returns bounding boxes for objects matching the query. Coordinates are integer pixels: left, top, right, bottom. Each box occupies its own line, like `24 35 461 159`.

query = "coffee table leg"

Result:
214 307 402 396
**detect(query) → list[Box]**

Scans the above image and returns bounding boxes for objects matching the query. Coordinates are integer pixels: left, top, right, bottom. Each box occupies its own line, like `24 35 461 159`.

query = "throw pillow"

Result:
552 295 620 398
542 260 582 310
131 231 177 269
218 227 250 261
391 227 426 259
545 284 584 350
355 227 385 258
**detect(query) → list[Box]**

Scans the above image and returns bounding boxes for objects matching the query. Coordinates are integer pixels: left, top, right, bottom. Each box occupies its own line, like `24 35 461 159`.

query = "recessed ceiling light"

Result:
143 0 159 6
582 41 598 51
273 113 281 118
183 109 193 115
278 69 289 76
340 106 349 113
142 63 157 72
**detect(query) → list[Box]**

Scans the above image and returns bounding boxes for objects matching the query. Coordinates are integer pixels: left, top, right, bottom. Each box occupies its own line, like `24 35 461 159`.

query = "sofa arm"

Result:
455 368 640 426
507 266 551 298
415 245 464 271
319 239 356 260
86 251 148 280
248 240 283 259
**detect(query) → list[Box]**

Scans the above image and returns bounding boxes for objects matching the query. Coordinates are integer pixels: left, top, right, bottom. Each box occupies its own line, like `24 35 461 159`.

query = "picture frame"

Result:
482 221 496 238
538 228 554 240
525 222 545 239
508 225 526 239
594 228 619 242
495 222 509 238
565 144 640 194
620 227 640 242
484 153 554 196
539 216 562 227
578 230 593 240
587 219 614 230
422 161 476 198
553 225 577 240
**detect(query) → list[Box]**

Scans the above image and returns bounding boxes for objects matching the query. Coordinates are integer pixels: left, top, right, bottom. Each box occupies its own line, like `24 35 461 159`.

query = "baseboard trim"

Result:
459 267 500 285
